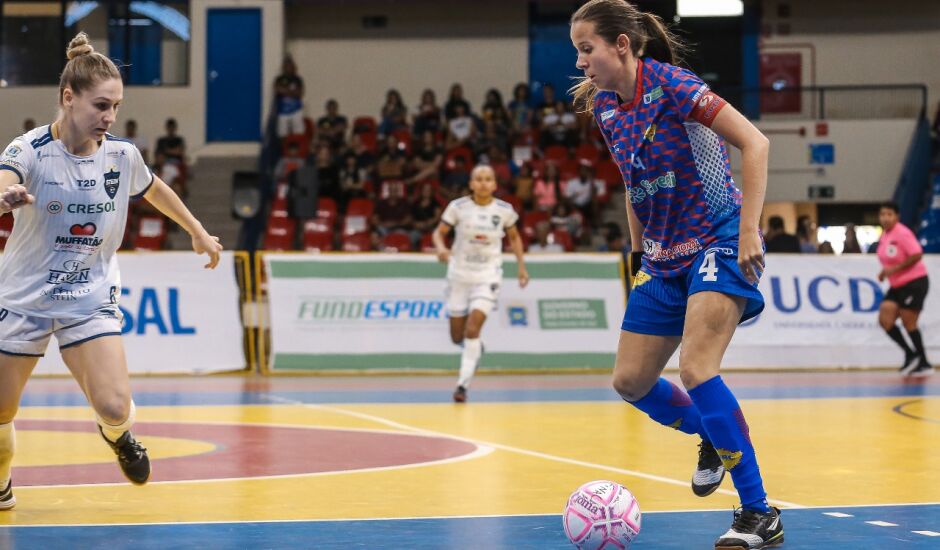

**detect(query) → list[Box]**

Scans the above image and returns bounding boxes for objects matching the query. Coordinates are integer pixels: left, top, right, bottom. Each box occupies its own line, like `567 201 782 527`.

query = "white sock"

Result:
0 422 14 485
457 338 482 388
96 400 136 443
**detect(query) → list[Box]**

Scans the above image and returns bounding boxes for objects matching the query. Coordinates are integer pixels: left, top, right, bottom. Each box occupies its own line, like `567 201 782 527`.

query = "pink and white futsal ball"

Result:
563 480 641 549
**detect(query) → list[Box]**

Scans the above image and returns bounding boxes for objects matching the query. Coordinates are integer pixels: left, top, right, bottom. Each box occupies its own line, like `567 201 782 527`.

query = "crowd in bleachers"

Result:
263 78 627 253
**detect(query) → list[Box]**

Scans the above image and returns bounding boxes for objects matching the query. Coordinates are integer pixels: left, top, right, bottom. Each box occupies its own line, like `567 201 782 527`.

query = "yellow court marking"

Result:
3 396 938 525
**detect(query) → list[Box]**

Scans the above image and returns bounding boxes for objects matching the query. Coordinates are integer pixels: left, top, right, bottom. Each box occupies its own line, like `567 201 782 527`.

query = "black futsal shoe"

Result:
715 507 784 549
901 352 920 374
453 385 468 403
909 359 934 378
100 428 151 485
692 439 726 497
0 479 14 510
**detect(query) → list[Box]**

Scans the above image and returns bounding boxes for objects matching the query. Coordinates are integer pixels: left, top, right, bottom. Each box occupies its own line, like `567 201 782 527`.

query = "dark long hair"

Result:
569 0 686 112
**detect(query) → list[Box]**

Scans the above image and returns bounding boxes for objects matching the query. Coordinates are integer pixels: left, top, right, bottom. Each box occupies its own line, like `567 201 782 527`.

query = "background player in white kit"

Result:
432 165 529 402
0 33 222 509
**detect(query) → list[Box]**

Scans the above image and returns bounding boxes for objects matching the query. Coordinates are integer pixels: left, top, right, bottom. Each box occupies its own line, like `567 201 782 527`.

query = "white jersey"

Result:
0 125 152 319
441 196 519 284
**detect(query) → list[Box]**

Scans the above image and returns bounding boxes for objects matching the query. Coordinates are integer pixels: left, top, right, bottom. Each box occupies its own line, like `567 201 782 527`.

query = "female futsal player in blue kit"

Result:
570 1 782 548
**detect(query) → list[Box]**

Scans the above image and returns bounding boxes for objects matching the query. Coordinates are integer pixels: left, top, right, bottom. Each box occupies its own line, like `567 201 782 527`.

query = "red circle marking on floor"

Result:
13 419 478 486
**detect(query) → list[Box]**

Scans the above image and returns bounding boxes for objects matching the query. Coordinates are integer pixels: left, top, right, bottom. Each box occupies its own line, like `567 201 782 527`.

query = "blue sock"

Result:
628 378 708 439
688 375 770 513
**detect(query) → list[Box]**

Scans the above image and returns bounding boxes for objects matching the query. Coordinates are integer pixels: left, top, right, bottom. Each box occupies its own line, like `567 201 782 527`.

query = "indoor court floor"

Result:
0 371 938 549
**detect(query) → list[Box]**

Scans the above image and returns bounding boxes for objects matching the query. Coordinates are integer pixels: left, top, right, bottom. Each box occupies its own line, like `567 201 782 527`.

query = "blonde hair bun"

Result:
66 32 95 60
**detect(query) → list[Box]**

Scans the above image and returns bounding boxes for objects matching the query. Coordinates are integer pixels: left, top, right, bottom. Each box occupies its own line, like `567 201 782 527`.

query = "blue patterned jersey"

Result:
594 57 743 277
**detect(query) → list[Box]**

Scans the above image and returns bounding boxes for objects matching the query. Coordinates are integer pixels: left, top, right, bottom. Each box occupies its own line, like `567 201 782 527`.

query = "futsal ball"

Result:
563 480 641 549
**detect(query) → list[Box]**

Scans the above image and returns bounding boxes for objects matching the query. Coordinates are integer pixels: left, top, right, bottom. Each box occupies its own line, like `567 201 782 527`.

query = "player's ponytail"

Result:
569 0 686 113
59 32 121 105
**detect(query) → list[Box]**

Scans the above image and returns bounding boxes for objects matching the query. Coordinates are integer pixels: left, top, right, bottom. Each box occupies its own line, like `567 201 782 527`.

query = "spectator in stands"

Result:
22 118 35 133
317 99 347 150
313 144 338 199
413 88 443 136
533 161 562 212
550 200 584 242
408 130 443 185
446 103 476 150
529 221 564 253
797 215 819 253
347 133 376 175
598 222 628 254
482 89 511 133
337 152 371 212
371 185 413 237
273 54 305 137
411 181 442 246
564 160 602 225
512 161 535 209
843 223 862 253
534 83 557 127
441 156 470 202
876 201 932 376
541 100 578 148
376 135 407 182
123 119 149 164
508 82 533 135
151 151 184 201
484 146 513 190
379 89 408 136
444 83 471 120
274 140 305 183
818 241 835 254
764 215 800 253
155 118 186 165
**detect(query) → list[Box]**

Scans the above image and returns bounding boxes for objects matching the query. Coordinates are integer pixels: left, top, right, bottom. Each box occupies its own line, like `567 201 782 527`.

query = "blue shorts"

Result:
622 242 765 336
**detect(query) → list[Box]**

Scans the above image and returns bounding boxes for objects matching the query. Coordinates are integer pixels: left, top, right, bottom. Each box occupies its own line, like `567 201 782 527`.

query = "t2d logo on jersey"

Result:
104 166 120 199
46 259 91 285
75 178 96 190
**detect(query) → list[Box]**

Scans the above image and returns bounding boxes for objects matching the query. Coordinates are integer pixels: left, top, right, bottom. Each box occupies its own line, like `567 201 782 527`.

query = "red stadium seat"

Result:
575 143 600 164
543 145 568 163
502 194 523 214
281 134 309 158
392 128 413 155
382 231 412 252
134 216 167 251
595 159 623 189
353 116 378 134
342 232 372 252
444 146 474 172
264 216 296 251
552 229 575 252
344 198 375 235
523 210 550 239
303 230 334 252
419 233 436 253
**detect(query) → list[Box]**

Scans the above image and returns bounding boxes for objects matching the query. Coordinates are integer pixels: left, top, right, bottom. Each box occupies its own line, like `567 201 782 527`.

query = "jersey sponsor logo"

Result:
47 201 64 214
44 180 64 186
628 171 676 204
46 259 91 285
76 178 97 190
643 124 657 142
642 86 663 104
67 201 115 214
491 215 500 228
600 109 617 122
73 158 95 165
4 145 21 157
70 222 97 236
104 166 120 199
40 286 92 302
691 84 709 104
644 237 702 262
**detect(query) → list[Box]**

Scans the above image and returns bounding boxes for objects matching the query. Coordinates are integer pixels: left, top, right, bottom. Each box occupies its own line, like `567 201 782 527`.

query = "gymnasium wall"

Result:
283 0 529 129
760 0 940 114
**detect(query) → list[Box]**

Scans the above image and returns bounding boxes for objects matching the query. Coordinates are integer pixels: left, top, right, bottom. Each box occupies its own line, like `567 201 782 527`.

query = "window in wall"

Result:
0 0 189 87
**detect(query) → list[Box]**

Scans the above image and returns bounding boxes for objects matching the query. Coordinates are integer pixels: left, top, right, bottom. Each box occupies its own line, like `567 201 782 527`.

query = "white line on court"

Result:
865 521 898 527
260 393 805 509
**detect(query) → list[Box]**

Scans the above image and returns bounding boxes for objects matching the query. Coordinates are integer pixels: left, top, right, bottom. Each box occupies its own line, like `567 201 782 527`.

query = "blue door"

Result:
529 21 578 100
206 8 261 142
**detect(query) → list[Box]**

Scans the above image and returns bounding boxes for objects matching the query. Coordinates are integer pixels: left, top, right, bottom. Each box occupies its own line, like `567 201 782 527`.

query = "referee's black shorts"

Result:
884 275 929 311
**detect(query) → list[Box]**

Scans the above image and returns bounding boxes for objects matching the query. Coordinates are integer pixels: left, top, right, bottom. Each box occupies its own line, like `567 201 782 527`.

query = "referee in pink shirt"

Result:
877 202 932 376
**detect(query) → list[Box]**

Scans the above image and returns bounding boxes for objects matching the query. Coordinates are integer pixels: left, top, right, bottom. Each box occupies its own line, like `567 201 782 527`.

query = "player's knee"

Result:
465 326 481 339
0 405 17 425
96 396 132 425
611 373 647 402
450 333 464 345
902 319 919 332
879 317 895 331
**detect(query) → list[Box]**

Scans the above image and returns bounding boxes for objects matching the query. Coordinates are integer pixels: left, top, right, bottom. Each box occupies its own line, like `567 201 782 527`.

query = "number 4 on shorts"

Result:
698 251 718 282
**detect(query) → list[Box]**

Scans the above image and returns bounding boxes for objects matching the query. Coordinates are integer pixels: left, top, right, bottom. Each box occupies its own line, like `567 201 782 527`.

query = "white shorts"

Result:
0 307 123 357
277 111 306 137
446 280 500 317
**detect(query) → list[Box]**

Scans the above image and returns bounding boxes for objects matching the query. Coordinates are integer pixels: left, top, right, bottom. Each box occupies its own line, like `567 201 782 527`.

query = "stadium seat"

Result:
444 146 474 171
0 213 13 250
523 210 550 239
134 216 167 251
419 233 436 253
552 229 575 252
344 198 375 235
502 194 523 214
543 145 569 163
264 216 296 251
303 230 334 252
382 231 412 252
353 116 378 134
342 232 372 252
281 134 309 158
596 159 623 190
575 143 601 164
